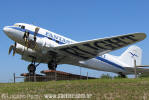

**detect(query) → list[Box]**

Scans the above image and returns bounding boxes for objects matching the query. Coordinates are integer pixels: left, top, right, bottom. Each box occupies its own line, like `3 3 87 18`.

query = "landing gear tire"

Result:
118 72 126 78
28 64 36 75
48 61 57 70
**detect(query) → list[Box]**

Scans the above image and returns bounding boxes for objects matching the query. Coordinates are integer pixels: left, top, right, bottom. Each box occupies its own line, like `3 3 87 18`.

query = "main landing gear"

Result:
28 64 36 75
48 59 57 70
118 72 126 78
27 58 40 75
27 57 58 75
47 52 58 70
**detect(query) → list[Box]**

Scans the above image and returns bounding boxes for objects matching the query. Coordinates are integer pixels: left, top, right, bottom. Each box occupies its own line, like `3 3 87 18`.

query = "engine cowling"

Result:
35 37 59 53
15 43 37 56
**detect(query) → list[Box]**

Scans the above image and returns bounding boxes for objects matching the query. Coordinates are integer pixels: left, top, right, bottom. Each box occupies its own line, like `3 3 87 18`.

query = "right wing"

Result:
53 33 146 61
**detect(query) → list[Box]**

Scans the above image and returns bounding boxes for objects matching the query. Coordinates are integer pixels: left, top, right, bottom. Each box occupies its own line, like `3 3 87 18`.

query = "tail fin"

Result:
118 45 142 67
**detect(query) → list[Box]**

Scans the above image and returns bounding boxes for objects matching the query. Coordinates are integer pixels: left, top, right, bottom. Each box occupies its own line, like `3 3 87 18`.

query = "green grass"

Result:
0 78 149 100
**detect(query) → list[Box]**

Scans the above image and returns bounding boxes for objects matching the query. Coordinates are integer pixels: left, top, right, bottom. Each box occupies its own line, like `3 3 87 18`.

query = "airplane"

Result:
3 23 148 77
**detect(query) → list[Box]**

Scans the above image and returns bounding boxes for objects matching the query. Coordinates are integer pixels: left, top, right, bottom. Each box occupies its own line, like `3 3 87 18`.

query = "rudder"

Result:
118 45 142 67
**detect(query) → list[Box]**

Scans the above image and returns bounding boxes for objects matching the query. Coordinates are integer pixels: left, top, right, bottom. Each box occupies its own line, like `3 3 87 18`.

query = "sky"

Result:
0 0 149 82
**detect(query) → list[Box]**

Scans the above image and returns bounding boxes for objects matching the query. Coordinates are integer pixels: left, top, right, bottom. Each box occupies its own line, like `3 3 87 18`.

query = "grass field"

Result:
0 78 149 100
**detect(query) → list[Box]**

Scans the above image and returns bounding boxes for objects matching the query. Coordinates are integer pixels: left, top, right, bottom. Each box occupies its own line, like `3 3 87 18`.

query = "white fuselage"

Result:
3 23 133 75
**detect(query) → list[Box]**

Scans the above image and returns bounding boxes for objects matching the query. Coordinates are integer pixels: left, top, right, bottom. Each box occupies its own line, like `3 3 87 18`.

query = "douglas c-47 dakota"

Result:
3 23 148 77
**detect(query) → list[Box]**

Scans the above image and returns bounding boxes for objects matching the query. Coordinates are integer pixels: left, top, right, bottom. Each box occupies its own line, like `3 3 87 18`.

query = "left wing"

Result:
53 33 146 60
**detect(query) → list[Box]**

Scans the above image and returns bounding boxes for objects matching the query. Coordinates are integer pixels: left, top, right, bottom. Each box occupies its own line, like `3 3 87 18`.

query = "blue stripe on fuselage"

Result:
96 56 125 71
10 27 66 44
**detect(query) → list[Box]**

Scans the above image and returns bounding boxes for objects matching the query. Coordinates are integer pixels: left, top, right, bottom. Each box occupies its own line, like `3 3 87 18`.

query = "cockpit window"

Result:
14 24 19 27
21 25 25 29
14 24 25 29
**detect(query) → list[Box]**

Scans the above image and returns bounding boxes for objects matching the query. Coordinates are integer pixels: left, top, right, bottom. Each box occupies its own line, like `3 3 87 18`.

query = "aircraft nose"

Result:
3 26 14 38
3 26 20 42
3 26 10 33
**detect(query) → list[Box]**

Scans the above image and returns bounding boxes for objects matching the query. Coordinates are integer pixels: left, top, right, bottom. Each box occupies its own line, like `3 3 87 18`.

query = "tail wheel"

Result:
118 72 126 78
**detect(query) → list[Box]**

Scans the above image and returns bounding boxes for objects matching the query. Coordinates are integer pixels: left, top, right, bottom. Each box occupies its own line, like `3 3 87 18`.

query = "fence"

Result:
13 70 96 83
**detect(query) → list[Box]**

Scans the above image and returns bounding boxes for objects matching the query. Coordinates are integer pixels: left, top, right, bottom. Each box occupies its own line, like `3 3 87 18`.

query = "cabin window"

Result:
48 37 52 40
56 40 59 43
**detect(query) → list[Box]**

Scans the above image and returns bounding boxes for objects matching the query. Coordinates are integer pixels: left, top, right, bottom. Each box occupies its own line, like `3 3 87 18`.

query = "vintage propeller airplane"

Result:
3 23 148 77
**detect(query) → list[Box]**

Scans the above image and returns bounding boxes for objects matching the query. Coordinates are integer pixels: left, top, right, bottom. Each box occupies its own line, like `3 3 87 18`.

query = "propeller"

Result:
22 30 31 51
22 27 40 50
23 31 29 43
34 27 40 42
33 27 40 49
8 42 17 56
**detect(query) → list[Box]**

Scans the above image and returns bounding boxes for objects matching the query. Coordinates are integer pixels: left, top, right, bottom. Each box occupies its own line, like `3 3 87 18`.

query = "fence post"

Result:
80 67 82 80
13 73 16 83
34 74 36 82
55 70 57 81
87 72 88 80
29 74 31 82
134 59 137 78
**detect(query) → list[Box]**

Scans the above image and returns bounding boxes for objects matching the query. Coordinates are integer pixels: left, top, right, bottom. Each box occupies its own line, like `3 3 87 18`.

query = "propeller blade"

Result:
13 48 16 56
8 45 14 55
32 27 40 49
34 27 40 41
8 42 17 56
35 27 40 33
13 42 17 56
14 42 16 47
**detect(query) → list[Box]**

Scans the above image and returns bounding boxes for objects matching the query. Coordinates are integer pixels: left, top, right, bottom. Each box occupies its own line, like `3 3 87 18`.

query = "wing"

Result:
54 33 146 61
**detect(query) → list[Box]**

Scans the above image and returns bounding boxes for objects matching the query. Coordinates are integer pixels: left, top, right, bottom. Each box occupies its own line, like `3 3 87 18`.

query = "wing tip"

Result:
134 32 147 40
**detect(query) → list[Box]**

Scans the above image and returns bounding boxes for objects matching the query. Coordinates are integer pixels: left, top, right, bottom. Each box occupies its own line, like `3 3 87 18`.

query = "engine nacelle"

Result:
15 43 37 56
36 37 59 53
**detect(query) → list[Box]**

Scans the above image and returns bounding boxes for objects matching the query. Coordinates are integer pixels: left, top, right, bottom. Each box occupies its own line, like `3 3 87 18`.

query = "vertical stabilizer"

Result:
118 45 142 67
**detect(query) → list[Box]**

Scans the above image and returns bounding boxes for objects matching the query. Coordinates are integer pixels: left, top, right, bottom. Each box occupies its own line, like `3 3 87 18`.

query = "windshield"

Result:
14 24 25 29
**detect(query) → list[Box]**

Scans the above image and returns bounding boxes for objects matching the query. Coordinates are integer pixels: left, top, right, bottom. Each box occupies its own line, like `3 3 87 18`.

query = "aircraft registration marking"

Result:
59 35 138 59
